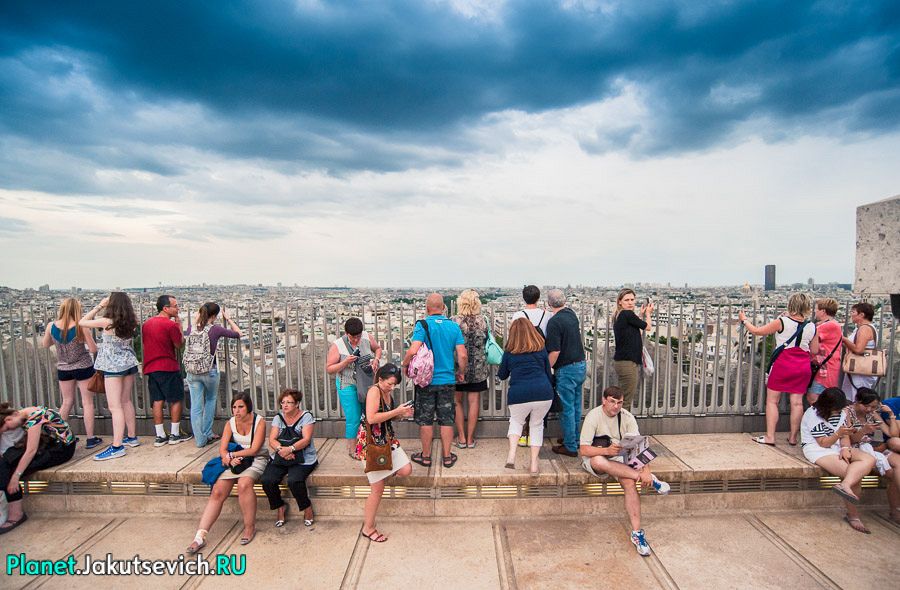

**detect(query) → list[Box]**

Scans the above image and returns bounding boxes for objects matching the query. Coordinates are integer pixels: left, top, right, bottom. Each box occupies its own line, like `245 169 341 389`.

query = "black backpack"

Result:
272 412 308 466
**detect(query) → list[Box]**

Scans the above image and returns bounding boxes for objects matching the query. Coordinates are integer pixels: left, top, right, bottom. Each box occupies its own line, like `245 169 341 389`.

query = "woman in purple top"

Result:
185 303 242 447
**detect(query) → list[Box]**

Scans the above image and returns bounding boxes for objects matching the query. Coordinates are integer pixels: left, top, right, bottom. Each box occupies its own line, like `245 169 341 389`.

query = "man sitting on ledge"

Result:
579 386 670 556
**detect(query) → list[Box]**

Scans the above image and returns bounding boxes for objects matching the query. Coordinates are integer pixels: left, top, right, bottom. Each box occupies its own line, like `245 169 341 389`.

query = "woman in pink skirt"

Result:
740 293 819 446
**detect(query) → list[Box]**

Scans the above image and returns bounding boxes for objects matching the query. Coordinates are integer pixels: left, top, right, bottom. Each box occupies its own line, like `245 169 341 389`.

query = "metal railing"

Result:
1 297 896 422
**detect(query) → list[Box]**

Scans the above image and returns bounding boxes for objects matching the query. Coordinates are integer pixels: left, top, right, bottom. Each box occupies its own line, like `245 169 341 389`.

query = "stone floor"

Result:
4 509 898 589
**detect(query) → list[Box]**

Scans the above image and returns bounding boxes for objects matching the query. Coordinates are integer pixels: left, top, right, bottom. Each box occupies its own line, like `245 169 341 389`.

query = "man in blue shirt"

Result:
402 293 467 469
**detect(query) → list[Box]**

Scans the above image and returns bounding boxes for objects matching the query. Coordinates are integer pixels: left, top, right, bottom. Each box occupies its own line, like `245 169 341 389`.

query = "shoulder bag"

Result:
766 319 808 373
808 328 842 388
86 370 105 394
484 316 503 366
363 397 393 473
842 327 885 377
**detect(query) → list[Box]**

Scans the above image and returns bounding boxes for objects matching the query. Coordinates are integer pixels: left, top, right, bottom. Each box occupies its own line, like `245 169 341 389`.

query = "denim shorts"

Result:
413 384 455 426
103 365 139 378
58 365 95 382
807 382 826 395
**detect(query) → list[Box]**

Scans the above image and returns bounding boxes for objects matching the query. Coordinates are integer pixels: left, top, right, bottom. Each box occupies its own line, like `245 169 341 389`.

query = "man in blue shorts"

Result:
403 293 467 469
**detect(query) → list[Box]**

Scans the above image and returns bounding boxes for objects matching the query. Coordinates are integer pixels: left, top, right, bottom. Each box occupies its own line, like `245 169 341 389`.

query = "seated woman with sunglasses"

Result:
359 364 414 543
187 393 268 553
260 388 317 528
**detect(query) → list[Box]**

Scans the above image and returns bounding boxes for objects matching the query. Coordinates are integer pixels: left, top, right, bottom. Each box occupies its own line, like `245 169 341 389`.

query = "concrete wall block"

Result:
856 195 900 294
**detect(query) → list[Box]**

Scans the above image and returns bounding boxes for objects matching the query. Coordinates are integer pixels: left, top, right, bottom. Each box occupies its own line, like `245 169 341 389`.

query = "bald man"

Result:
402 293 467 468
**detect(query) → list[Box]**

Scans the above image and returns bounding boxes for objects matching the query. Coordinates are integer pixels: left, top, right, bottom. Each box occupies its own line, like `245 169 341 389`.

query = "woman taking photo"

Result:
41 298 101 449
187 393 268 553
612 289 653 411
185 302 242 447
841 302 878 402
451 289 489 449
497 318 554 475
360 364 414 543
0 402 78 534
325 317 382 458
799 387 876 533
260 388 317 528
740 293 819 446
80 293 141 461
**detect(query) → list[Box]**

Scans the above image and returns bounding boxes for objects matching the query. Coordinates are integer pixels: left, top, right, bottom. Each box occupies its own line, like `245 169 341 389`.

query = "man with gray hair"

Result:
545 289 586 457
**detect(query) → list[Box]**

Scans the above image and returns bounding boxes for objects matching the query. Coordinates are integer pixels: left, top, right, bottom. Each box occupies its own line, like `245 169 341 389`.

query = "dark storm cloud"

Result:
1 0 898 190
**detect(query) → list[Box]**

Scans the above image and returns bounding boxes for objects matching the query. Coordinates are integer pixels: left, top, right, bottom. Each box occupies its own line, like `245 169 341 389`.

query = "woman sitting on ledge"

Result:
187 392 268 553
800 387 876 534
0 402 78 534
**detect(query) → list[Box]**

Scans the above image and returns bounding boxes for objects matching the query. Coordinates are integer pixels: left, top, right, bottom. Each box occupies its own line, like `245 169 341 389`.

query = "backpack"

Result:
272 411 309 466
183 325 215 375
406 319 434 387
521 309 546 338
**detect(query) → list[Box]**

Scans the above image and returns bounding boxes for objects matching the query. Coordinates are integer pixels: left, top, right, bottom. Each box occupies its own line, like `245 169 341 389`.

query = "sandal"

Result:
186 529 207 554
361 529 388 543
275 505 288 528
454 440 467 449
442 453 458 468
844 515 871 534
410 452 432 467
0 513 28 535
504 462 516 470
752 436 775 446
304 508 315 527
832 484 860 505
467 441 477 449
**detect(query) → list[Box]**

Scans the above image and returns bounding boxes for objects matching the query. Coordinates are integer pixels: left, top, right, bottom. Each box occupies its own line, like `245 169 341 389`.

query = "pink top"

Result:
813 320 842 388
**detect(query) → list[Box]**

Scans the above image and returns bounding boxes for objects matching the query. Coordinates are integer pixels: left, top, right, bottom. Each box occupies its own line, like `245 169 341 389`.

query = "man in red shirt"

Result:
142 295 191 446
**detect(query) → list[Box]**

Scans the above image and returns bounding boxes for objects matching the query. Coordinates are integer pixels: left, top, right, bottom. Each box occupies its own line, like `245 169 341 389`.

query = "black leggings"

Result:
260 460 318 512
1 442 76 502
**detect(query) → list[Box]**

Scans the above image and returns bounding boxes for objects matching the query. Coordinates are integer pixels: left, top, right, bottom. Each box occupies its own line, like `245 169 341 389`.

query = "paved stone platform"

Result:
4 510 898 589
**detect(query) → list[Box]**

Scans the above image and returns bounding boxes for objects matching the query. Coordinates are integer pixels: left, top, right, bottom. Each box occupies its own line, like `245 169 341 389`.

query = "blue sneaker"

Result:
651 475 671 495
85 437 103 449
631 529 651 556
122 436 141 447
94 445 126 461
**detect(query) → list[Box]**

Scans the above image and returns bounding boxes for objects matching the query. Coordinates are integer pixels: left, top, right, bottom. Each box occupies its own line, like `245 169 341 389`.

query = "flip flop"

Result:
752 436 775 446
361 529 387 543
442 453 458 468
410 452 432 467
832 484 860 505
844 515 871 534
0 513 28 535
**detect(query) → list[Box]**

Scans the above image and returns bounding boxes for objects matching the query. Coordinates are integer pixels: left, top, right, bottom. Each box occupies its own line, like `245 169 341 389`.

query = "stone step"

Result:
21 433 889 517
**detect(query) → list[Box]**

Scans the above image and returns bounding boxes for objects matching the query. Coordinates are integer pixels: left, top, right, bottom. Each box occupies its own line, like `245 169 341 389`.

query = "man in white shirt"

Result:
579 386 670 556
511 285 552 336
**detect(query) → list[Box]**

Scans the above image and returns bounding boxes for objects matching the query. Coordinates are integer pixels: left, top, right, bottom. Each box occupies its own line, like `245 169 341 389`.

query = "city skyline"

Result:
1 2 898 288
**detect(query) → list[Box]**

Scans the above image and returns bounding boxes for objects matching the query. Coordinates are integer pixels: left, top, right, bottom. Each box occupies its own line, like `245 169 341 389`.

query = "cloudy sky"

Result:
1 0 897 290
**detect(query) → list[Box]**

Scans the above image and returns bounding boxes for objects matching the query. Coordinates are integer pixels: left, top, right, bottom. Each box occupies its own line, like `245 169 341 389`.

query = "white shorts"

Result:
802 441 840 465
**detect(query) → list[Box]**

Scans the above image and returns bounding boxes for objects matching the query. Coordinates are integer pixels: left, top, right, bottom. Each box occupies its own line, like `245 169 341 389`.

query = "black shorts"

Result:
58 366 95 382
456 380 487 393
148 371 185 404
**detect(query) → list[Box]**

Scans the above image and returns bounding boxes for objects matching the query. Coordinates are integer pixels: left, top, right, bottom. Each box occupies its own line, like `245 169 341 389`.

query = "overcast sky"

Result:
1 1 897 290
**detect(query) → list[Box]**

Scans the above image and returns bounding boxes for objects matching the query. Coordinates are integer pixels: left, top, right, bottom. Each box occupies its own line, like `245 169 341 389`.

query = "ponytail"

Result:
196 302 221 331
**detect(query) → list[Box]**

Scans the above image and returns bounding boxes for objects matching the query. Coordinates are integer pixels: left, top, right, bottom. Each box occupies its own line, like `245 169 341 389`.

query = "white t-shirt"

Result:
512 308 552 336
800 406 847 451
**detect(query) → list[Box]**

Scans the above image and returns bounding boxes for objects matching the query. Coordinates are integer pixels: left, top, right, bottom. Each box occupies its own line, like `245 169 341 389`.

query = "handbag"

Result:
87 370 105 394
842 328 885 377
484 323 503 366
364 421 392 473
272 412 308 466
229 415 258 475
201 442 242 485
641 346 654 377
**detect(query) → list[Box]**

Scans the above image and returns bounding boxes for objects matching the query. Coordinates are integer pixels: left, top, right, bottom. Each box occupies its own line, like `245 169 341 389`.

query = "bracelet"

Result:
14 471 23 477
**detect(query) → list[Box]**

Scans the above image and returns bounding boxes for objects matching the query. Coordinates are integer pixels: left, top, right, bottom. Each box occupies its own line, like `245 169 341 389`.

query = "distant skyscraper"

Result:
807 277 814 287
764 265 776 291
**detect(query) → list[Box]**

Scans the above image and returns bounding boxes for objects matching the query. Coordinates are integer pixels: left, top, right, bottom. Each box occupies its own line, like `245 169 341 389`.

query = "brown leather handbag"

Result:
364 421 392 473
86 370 105 394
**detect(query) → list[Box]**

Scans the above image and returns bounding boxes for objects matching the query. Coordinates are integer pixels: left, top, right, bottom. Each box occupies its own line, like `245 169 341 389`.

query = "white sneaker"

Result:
651 475 670 495
631 529 651 556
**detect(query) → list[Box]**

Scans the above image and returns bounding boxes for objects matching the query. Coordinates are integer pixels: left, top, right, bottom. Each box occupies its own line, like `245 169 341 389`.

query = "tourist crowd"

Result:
0 288 897 554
